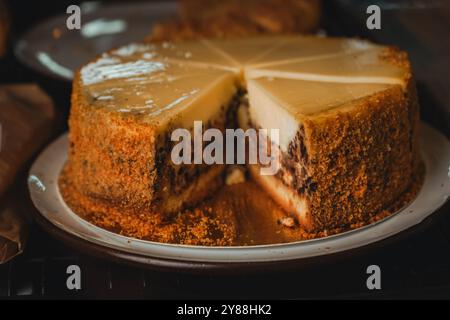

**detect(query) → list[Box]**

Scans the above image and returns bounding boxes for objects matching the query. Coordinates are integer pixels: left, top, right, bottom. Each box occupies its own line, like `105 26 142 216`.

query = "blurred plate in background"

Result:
15 1 177 81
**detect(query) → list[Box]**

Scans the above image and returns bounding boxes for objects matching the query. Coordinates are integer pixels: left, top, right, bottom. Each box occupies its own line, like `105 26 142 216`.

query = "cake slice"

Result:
242 75 419 231
68 52 237 214
242 42 419 232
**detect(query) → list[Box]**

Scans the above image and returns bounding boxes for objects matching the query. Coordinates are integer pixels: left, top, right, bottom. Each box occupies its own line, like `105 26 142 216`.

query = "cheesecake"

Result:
62 35 421 237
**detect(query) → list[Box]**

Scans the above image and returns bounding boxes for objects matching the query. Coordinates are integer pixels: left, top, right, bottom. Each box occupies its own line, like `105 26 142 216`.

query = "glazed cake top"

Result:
77 35 411 131
81 53 236 128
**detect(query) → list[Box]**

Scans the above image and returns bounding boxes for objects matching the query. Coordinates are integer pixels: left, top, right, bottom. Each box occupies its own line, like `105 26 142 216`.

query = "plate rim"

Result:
28 201 446 274
27 122 450 267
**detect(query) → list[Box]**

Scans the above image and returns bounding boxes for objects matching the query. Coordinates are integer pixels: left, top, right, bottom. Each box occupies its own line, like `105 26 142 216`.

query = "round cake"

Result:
61 35 422 243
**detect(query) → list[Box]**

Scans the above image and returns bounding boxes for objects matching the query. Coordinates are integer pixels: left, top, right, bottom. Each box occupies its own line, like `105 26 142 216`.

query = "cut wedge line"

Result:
247 50 370 69
244 37 291 65
201 38 241 67
245 69 405 86
163 56 239 73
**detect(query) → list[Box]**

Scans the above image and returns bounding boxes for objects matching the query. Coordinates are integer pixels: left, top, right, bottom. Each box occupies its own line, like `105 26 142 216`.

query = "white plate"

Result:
15 1 177 81
28 123 450 263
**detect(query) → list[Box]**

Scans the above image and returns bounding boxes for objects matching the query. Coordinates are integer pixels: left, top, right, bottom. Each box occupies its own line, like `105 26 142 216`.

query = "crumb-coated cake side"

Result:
240 46 422 232
245 82 421 232
66 42 239 215
68 69 237 215
61 36 423 242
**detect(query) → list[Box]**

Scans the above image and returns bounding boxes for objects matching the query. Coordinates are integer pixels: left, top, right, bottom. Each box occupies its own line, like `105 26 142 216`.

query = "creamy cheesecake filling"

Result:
232 90 303 193
239 99 312 192
238 101 313 227
246 80 299 152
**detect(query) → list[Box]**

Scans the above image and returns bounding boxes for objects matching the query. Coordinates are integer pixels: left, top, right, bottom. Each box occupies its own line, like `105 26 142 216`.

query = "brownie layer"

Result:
152 92 242 212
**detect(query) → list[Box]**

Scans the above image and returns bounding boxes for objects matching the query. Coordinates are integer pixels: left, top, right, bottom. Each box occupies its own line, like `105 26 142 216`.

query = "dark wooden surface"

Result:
0 84 55 264
0 84 55 196
0 0 449 299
